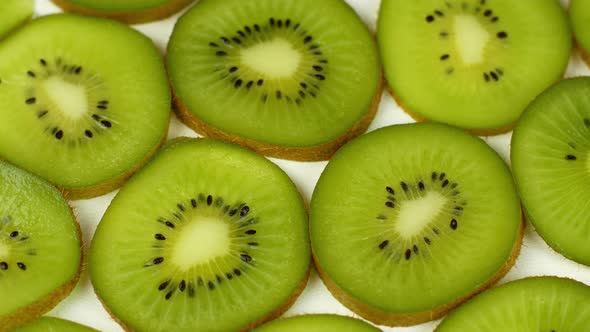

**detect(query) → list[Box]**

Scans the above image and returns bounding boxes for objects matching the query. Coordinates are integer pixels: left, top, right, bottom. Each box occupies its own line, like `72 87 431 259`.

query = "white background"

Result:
30 0 590 331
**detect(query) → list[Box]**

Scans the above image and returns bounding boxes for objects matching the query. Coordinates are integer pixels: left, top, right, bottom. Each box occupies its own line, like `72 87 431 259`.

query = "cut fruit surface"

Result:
310 123 522 326
378 0 570 133
253 314 380 332
511 78 590 266
90 138 310 331
0 14 170 199
11 317 97 332
0 0 33 40
435 277 590 331
167 0 381 159
0 161 82 330
571 0 590 65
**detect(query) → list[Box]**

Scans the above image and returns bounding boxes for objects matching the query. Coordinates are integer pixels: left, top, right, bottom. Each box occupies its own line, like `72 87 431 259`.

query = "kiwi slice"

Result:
511 78 590 266
253 315 380 332
310 123 523 326
0 161 82 330
90 138 310 331
571 0 590 66
0 14 170 199
378 0 571 134
0 0 33 40
435 277 590 331
50 0 194 24
167 0 382 161
11 317 97 332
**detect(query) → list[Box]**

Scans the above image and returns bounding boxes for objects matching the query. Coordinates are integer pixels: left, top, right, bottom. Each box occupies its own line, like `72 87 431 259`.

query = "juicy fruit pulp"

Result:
571 0 590 65
0 161 81 329
0 0 33 40
167 0 381 149
435 277 590 331
254 315 381 332
11 317 97 332
0 14 170 197
378 0 570 132
311 123 522 326
512 78 590 266
90 138 310 331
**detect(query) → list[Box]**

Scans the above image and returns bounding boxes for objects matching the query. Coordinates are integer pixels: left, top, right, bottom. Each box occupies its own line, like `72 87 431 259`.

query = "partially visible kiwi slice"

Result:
571 0 590 66
310 123 523 326
50 0 194 24
253 315 380 332
0 161 82 330
11 317 97 332
167 0 382 161
0 0 33 40
378 0 571 134
90 138 310 331
435 277 590 331
0 14 171 199
511 78 590 266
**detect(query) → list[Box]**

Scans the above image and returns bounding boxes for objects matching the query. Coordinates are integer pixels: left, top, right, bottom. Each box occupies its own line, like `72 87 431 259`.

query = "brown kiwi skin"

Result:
50 0 194 24
312 216 524 327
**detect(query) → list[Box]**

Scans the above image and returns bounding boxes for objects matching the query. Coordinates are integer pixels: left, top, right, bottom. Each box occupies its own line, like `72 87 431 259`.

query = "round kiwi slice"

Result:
571 0 590 66
378 0 571 134
50 0 194 24
90 138 310 331
0 161 82 330
511 78 590 266
167 0 382 161
310 123 523 326
0 0 33 40
0 14 171 199
253 315 380 332
435 277 590 331
11 317 97 332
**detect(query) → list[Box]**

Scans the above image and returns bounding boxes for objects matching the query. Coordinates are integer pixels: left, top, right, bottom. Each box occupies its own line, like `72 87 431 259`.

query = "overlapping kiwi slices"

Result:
12 317 97 332
253 314 380 332
0 14 170 199
90 138 310 331
436 277 590 331
51 0 194 24
310 123 523 326
378 0 571 134
571 0 590 66
167 0 382 161
512 78 590 266
0 161 82 330
0 0 33 40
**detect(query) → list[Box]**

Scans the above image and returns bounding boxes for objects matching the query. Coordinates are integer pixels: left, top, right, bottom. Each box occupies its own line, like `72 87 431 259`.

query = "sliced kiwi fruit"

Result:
0 161 82 330
378 0 571 134
0 0 33 40
511 78 590 266
435 277 590 331
167 0 382 161
0 14 171 199
310 123 523 326
11 317 97 332
253 315 380 332
90 138 310 331
571 0 590 66
50 0 194 24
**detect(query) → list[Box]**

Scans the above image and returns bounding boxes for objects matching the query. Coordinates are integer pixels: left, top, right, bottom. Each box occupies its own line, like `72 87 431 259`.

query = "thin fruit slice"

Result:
0 14 170 199
435 277 590 331
0 0 33 40
11 317 97 332
378 0 570 134
571 0 590 66
511 78 590 266
253 315 380 332
167 0 382 161
310 123 523 326
0 161 82 330
90 138 310 331
50 0 194 24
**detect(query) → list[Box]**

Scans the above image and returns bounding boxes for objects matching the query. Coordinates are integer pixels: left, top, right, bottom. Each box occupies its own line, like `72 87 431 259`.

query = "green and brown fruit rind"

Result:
253 314 381 332
10 317 98 332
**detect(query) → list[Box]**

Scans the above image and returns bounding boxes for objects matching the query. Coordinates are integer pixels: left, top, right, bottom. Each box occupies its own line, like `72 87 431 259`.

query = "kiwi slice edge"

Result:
0 0 33 41
570 0 590 67
11 316 98 332
253 314 381 331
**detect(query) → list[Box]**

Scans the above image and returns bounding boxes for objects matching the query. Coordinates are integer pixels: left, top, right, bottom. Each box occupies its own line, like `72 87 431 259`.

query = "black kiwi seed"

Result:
440 54 450 60
450 219 458 230
386 201 395 208
191 199 197 208
17 262 26 270
179 280 186 292
154 234 166 240
379 240 389 250
165 291 174 300
208 281 215 290
426 15 435 23
424 237 431 245
0 262 7 270
434 10 444 17
565 155 577 160
584 118 590 127
419 182 425 190
226 273 233 279
153 257 164 264
165 221 175 229
85 130 93 138
386 186 395 195
240 206 250 217
55 130 64 140
405 249 412 260
401 182 409 191
497 31 508 39
25 97 36 105
490 72 499 81
483 9 492 16
158 280 170 290
442 179 449 188
432 172 438 180
27 71 36 78
10 231 18 238
413 245 419 254
207 195 213 206
240 254 252 262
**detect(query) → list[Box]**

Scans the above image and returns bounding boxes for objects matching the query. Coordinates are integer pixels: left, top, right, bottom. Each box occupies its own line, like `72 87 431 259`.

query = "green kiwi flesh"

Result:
435 277 590 331
378 0 571 132
53 0 183 11
253 315 380 332
0 161 81 330
310 123 522 325
167 0 381 149
511 78 590 266
571 0 590 64
90 138 310 331
11 317 98 332
0 14 170 197
0 0 33 40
